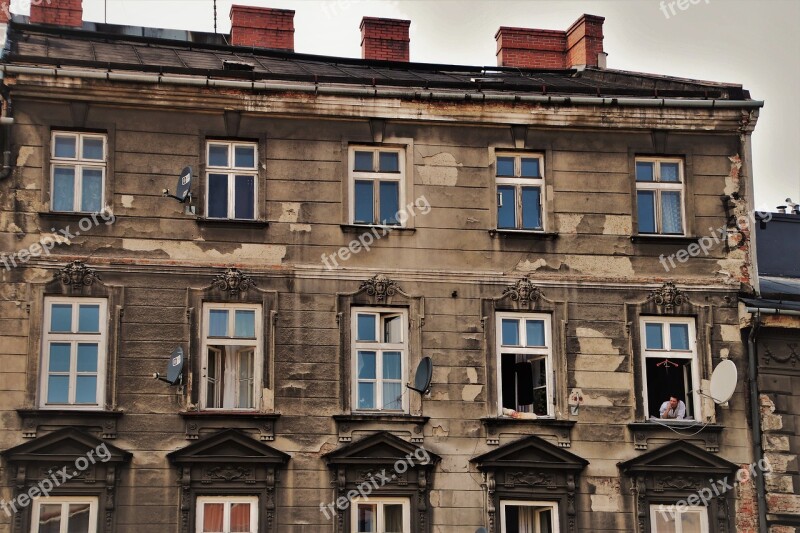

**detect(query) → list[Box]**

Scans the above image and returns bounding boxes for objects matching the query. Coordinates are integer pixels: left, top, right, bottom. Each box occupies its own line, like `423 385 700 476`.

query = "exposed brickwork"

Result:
360 17 410 62
229 5 294 51
30 0 81 28
1 1 11 24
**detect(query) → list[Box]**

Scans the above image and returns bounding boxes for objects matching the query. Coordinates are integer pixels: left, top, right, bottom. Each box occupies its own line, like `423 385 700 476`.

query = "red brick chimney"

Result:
30 0 83 28
1 1 11 24
360 17 410 62
496 14 605 69
230 5 294 51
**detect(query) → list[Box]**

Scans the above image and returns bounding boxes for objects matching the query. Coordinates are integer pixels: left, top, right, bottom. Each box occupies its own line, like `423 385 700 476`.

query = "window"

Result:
195 496 257 533
496 313 552 416
31 496 98 533
351 308 407 412
351 497 410 533
500 501 559 533
50 132 106 213
635 158 685 235
349 147 404 226
200 304 262 410
206 141 258 220
40 298 107 408
640 317 699 420
496 154 544 231
649 504 709 533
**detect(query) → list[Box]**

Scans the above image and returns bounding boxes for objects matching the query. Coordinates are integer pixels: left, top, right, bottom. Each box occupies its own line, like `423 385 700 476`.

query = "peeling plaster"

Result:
466 367 478 384
589 479 621 512
574 327 624 372
602 215 632 235
432 424 449 438
120 195 134 208
417 152 459 186
515 258 550 271
557 214 583 234
461 384 482 402
121 239 286 264
582 393 614 407
567 255 634 278
278 202 302 223
719 324 740 343
289 223 311 232
725 155 742 197
16 146 33 171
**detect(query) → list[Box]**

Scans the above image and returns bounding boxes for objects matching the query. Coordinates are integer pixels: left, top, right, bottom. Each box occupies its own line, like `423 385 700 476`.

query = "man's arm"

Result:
659 401 669 418
677 401 686 419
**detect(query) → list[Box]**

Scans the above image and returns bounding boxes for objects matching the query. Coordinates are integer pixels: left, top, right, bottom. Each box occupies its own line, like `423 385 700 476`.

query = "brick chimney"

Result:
1 1 11 24
360 17 410 62
496 14 605 69
30 0 83 28
230 5 294 51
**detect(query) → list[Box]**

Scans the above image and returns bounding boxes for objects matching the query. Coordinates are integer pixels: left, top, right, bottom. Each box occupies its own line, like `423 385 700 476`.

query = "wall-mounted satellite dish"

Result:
162 167 193 204
708 359 737 404
407 356 433 395
476 528 488 533
154 346 184 386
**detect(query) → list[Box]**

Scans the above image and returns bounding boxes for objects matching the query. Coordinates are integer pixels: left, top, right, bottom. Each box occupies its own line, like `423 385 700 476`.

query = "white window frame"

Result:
495 153 545 231
350 496 410 533
200 303 263 411
351 307 408 413
39 297 108 409
639 316 700 420
205 141 259 220
195 496 258 533
348 146 406 226
649 504 709 533
635 157 686 236
500 500 560 533
30 496 98 533
495 312 553 417
50 131 107 213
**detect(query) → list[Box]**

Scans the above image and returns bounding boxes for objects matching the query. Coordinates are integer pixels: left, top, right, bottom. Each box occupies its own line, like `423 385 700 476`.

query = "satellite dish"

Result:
407 356 433 395
154 346 184 386
162 167 193 204
708 359 737 404
476 529 488 533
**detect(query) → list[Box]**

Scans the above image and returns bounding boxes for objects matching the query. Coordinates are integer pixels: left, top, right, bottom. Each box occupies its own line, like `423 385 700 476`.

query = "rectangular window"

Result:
351 497 410 533
51 132 106 213
351 308 407 412
40 298 107 409
500 501 559 533
649 504 709 533
201 304 262 410
206 141 258 220
496 154 545 231
635 158 685 235
349 147 404 226
640 317 699 420
497 313 552 417
196 496 258 533
31 496 98 533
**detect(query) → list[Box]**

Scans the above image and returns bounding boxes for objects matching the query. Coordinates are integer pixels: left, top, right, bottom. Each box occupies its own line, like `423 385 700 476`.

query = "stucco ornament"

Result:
55 260 100 288
503 276 543 303
360 274 401 302
647 282 686 311
213 268 256 296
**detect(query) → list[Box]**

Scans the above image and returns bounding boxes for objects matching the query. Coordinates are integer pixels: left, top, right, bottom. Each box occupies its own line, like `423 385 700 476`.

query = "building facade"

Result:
0 2 768 532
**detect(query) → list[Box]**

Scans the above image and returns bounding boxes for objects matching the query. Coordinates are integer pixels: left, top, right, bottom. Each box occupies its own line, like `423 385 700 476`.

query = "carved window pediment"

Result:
167 428 289 465
471 434 588 473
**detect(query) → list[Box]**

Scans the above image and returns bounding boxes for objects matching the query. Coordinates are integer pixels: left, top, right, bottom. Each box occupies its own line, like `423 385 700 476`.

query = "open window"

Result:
501 501 559 533
496 313 552 417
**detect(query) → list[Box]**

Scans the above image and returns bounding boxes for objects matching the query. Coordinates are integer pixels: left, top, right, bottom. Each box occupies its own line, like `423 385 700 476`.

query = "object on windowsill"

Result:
502 408 538 420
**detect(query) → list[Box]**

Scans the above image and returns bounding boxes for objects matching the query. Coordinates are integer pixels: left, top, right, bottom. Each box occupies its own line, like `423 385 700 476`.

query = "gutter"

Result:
746 312 768 533
745 306 800 317
0 75 14 181
0 64 765 109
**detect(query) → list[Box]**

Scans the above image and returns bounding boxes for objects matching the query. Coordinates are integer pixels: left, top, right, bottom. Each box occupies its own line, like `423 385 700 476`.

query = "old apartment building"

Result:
0 1 768 532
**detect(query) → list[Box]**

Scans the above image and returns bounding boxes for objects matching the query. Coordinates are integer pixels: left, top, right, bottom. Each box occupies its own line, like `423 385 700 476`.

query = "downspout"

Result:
0 78 14 180
747 311 768 532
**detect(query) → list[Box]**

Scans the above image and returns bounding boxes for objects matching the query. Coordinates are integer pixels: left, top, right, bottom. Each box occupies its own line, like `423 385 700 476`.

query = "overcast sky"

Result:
66 0 800 209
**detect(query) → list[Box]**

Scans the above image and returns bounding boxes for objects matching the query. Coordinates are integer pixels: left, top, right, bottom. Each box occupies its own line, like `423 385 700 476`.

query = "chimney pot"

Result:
30 0 83 28
360 17 410 62
230 5 295 52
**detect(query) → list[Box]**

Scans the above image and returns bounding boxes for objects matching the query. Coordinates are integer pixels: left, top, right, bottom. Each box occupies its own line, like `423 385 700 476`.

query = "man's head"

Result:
668 395 680 409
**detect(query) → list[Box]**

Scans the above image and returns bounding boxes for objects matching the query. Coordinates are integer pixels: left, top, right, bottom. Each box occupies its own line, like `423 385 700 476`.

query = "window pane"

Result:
82 137 104 160
645 323 664 349
384 315 402 343
37 503 62 533
681 510 702 531
496 156 514 177
81 169 103 212
68 502 92 532
202 503 224 532
75 376 97 403
234 145 256 168
652 509 677 533
51 304 73 332
521 158 540 177
354 180 374 224
661 191 683 234
521 187 542 229
637 190 656 233
53 167 76 211
636 161 654 181
207 174 229 218
209 310 228 337
208 144 228 167
234 310 256 338
497 185 516 229
670 324 690 350
49 343 71 372
234 175 255 219
384 504 404 533
501 319 519 346
357 504 377 532
660 162 680 182
78 304 100 332
77 343 98 372
379 181 399 225
47 375 69 403
526 320 545 346
358 382 375 409
230 502 251 532
54 135 77 158
237 349 255 409
206 349 218 408
383 351 402 380
379 152 400 172
383 382 403 410
354 151 374 171
357 351 376 379
357 314 376 341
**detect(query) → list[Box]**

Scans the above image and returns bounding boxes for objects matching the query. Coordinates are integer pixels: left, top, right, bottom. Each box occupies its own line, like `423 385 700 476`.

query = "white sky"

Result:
47 0 800 209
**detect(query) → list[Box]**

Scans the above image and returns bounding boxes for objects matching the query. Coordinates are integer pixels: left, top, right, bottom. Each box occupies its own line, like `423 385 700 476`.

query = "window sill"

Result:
627 421 723 451
17 408 123 439
340 224 416 235
489 229 558 239
480 417 575 447
179 410 280 419
631 235 697 245
195 217 269 228
333 413 429 443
